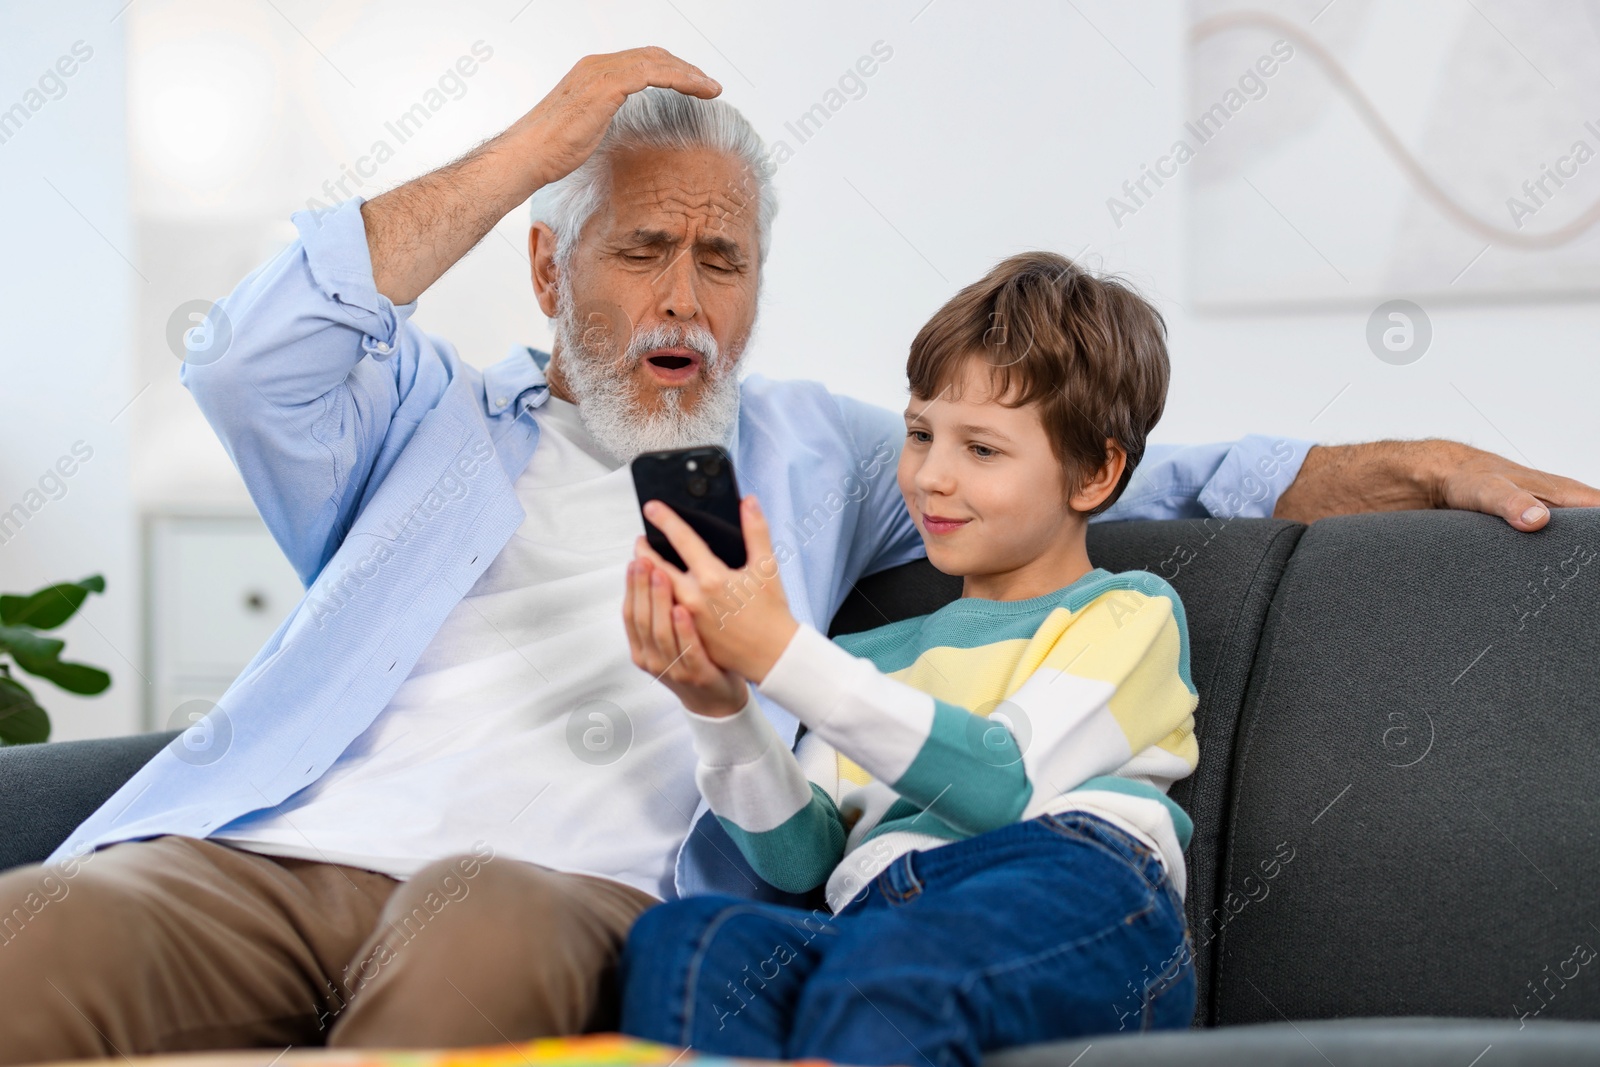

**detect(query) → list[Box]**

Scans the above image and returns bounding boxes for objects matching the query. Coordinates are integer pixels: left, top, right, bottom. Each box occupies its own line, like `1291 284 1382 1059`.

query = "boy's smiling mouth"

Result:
921 513 971 535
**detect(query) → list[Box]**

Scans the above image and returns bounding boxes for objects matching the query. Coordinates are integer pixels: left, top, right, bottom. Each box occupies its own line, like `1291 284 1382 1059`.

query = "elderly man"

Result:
1 48 1593 1064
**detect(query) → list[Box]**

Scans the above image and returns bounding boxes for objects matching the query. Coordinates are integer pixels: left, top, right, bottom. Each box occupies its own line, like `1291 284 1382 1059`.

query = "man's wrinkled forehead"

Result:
600 149 758 248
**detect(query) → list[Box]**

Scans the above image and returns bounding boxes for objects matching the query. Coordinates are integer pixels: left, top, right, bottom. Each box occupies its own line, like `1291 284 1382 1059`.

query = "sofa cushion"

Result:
1214 508 1600 1023
0 730 178 871
831 517 1307 1025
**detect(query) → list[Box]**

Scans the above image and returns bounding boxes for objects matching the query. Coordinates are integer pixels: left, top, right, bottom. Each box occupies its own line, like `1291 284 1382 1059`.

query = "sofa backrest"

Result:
1210 508 1600 1025
831 515 1306 1026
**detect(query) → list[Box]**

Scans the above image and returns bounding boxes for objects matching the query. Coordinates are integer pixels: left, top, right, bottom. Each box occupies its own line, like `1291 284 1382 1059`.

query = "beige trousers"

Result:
0 835 658 1065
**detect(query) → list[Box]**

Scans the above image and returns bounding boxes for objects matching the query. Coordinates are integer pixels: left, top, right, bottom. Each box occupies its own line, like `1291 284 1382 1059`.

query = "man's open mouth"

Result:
642 347 703 382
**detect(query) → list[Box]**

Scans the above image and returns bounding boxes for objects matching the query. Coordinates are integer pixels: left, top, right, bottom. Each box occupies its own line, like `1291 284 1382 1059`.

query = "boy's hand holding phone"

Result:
633 495 800 689
622 555 750 718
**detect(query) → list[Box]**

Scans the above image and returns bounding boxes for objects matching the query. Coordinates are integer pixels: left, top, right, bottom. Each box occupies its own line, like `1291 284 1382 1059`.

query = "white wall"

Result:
0 6 139 740
127 0 1599 500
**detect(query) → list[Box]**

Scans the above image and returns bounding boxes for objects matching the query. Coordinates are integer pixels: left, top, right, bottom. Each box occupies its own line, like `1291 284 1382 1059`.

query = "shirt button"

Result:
374 341 391 354
496 396 509 408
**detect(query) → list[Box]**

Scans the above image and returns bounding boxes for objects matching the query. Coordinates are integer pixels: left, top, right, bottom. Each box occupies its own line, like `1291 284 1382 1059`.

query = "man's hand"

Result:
635 496 799 685
623 557 748 718
509 48 721 193
363 47 720 306
1273 440 1600 531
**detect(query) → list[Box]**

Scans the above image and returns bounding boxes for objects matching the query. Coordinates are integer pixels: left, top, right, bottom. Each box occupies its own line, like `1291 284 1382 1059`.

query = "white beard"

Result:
550 284 744 464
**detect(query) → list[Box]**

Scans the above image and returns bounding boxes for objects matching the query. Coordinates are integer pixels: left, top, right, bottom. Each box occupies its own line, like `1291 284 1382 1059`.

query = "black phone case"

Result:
630 446 747 570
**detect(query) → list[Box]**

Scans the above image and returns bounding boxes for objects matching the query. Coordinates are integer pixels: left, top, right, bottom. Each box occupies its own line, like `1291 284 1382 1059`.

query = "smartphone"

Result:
630 446 747 570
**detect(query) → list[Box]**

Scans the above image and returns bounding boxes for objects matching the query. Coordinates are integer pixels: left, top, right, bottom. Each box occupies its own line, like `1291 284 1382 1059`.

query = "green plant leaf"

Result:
0 705 50 744
0 575 105 630
0 674 36 714
0 676 49 745
0 626 109 694
23 658 111 695
0 625 66 667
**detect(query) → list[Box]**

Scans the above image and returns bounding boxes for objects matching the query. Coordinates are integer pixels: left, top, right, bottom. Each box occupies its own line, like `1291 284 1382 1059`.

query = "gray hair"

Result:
527 87 778 271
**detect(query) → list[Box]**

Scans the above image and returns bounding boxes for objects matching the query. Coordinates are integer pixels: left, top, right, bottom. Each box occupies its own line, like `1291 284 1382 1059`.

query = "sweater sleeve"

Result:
681 695 846 893
756 588 1199 841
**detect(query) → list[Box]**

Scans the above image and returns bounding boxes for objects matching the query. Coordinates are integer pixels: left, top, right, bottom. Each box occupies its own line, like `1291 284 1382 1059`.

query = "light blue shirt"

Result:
50 199 1314 900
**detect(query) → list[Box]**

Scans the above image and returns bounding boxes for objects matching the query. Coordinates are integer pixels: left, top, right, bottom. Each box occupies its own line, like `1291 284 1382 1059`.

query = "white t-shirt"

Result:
214 398 703 900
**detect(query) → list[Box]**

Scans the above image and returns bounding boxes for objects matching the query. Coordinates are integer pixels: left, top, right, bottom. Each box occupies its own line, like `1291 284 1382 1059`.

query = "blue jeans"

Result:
619 813 1195 1067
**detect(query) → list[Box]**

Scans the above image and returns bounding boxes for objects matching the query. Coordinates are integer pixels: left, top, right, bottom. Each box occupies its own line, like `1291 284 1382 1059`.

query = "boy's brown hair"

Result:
905 251 1169 517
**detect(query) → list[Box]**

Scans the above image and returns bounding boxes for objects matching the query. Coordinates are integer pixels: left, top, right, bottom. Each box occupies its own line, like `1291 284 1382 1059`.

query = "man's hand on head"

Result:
1273 439 1600 531
362 47 720 307
509 48 721 193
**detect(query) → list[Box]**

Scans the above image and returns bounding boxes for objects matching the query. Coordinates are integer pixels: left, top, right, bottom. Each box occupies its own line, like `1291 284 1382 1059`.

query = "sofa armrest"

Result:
0 731 178 871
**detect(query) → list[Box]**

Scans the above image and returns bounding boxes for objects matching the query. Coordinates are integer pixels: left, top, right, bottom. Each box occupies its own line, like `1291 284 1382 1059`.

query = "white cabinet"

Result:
144 513 304 732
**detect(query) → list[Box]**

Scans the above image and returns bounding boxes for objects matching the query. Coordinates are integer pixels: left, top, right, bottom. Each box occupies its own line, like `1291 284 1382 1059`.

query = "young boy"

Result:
618 251 1199 1064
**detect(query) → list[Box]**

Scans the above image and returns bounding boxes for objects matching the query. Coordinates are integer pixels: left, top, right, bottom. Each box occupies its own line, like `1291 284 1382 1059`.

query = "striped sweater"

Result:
684 566 1201 913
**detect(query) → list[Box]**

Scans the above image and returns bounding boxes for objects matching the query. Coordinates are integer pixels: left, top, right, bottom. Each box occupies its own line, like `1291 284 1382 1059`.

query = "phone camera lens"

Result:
703 456 723 477
687 475 710 498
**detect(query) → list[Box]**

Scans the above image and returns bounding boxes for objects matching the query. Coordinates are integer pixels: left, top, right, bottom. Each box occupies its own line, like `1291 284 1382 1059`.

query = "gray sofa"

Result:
5 509 1599 1064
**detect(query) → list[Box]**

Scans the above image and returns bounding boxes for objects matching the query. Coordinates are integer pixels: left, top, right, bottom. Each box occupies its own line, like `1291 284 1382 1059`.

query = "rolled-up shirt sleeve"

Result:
182 198 419 407
179 197 449 584
1096 434 1316 523
291 199 417 372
